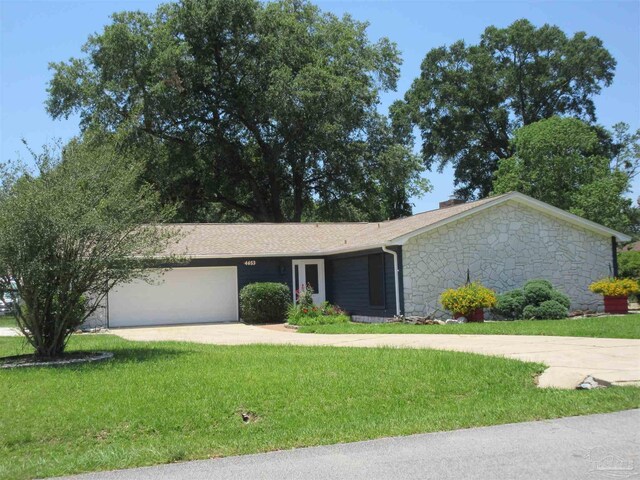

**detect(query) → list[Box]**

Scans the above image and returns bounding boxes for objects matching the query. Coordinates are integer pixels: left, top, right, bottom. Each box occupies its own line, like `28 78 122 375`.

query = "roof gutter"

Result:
382 245 401 317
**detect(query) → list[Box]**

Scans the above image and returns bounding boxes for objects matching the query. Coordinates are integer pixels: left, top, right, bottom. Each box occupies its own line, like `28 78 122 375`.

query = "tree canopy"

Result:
395 19 616 199
47 0 428 222
0 138 179 357
492 116 637 232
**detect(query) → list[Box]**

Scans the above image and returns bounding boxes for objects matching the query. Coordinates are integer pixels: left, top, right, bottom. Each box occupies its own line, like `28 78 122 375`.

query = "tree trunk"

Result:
292 162 305 222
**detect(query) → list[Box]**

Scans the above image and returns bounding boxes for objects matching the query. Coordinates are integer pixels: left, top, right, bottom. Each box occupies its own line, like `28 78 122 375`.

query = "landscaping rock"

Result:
576 375 611 390
401 315 448 325
75 327 109 334
445 317 467 324
568 310 598 318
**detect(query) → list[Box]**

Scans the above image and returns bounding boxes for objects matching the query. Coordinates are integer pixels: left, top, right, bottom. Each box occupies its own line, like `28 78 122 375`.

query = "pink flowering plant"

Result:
288 285 349 326
295 283 315 308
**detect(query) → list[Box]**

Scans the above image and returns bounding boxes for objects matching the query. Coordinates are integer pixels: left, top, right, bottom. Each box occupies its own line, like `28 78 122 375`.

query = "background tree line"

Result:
46 0 638 232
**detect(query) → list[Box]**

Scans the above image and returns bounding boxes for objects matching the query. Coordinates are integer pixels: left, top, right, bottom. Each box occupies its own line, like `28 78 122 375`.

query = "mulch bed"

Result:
0 351 113 369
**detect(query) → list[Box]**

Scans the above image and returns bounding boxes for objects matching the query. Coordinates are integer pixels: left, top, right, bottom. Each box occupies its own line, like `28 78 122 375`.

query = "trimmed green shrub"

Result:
492 279 570 320
492 289 526 319
522 300 569 320
239 282 291 324
549 290 571 309
524 279 554 290
523 283 553 306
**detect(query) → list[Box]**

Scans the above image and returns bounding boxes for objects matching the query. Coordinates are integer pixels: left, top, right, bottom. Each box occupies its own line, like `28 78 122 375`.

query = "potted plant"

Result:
440 282 497 322
589 278 640 314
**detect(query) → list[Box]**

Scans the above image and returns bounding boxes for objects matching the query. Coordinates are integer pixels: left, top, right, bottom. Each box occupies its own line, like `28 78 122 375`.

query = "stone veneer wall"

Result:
402 202 612 317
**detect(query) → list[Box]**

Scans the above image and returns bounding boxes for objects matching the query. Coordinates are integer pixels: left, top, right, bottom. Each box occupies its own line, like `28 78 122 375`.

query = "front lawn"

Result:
1 335 639 479
298 314 640 338
0 316 16 328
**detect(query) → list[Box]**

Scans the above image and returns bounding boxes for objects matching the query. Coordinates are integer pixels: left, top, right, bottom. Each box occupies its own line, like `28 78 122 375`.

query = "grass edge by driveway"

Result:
298 314 640 338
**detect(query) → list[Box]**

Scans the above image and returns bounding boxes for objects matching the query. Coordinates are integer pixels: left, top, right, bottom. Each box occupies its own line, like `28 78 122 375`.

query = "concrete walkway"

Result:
51 409 640 480
113 323 640 389
0 327 19 337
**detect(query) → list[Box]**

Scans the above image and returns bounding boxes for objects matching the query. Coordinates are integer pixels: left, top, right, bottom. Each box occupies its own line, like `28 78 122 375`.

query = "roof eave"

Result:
167 244 390 259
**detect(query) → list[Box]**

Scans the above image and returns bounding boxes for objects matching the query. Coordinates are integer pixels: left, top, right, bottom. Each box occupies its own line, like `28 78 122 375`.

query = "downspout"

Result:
612 236 619 277
382 246 401 316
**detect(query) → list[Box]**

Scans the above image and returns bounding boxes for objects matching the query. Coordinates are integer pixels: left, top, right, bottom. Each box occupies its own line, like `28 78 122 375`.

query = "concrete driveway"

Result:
113 323 640 389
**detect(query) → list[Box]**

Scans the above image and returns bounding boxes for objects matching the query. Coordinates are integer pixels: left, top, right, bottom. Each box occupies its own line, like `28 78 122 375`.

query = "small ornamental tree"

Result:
0 138 180 358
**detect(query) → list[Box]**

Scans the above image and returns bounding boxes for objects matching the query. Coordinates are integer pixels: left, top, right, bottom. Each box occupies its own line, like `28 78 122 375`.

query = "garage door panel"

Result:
108 267 238 327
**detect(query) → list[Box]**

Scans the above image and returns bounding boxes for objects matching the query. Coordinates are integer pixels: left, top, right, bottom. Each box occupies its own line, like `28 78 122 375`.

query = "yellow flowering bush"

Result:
589 278 640 297
440 282 497 316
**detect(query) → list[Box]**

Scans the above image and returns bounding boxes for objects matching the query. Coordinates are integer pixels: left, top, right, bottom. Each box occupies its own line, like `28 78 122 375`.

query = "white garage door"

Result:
108 267 238 327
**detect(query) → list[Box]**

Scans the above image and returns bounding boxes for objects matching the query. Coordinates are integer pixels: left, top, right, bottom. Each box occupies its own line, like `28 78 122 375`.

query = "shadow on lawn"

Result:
0 345 191 370
105 345 191 364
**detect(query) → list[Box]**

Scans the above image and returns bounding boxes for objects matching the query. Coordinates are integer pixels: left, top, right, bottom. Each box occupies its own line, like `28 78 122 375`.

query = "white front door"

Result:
292 259 326 305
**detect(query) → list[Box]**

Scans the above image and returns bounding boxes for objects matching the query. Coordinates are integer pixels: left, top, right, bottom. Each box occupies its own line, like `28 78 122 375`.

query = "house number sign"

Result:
243 260 257 266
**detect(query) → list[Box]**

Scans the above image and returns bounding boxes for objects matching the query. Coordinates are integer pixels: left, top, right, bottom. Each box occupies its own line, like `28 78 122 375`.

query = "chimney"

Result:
439 196 465 209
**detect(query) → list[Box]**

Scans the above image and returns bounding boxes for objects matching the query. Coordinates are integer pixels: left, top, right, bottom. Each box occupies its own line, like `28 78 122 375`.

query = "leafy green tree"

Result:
569 172 634 232
618 251 640 281
609 122 640 181
0 138 178 358
395 19 616 199
492 116 634 231
47 0 427 222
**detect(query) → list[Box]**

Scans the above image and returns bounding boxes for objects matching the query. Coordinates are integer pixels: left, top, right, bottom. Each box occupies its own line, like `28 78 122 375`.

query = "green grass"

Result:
1 335 639 480
288 313 350 326
299 314 640 338
0 316 16 328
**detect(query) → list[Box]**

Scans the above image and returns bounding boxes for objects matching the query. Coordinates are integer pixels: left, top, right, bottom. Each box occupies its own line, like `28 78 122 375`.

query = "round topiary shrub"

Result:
492 279 570 320
549 289 571 309
523 281 553 306
524 279 554 291
492 289 526 320
522 300 568 320
239 282 291 324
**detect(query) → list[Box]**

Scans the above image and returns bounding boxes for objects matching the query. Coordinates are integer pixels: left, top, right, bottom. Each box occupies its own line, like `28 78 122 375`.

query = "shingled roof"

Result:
163 192 630 258
163 195 497 257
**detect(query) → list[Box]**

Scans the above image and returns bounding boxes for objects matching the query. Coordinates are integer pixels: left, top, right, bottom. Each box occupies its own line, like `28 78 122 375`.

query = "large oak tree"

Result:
395 19 616 200
47 0 428 222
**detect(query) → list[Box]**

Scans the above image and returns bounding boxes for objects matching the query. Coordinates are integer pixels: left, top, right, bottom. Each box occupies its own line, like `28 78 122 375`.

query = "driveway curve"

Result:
113 323 640 389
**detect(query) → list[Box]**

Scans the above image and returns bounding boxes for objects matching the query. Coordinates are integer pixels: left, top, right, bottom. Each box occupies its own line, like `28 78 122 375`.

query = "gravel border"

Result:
0 351 114 369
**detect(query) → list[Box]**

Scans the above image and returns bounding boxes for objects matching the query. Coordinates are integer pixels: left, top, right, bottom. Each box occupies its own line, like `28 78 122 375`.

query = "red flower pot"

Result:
603 296 628 314
454 308 484 322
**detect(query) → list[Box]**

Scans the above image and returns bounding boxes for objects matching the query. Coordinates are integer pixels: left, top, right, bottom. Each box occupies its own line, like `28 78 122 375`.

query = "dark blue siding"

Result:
168 248 404 319
237 258 293 293
325 248 399 317
185 257 293 295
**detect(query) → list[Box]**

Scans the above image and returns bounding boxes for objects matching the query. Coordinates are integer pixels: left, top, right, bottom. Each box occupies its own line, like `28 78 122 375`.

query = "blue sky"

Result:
1 0 639 212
